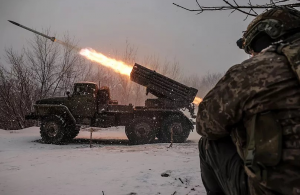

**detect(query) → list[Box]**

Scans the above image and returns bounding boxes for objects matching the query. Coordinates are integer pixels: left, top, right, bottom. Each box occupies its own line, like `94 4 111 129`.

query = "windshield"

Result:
73 84 96 96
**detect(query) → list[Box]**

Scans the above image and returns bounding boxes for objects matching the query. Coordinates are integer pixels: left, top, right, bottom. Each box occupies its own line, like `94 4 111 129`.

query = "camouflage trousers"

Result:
199 137 249 195
199 137 300 195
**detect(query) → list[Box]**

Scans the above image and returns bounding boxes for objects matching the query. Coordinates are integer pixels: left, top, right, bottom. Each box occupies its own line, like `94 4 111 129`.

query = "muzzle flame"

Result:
193 97 202 105
80 48 132 76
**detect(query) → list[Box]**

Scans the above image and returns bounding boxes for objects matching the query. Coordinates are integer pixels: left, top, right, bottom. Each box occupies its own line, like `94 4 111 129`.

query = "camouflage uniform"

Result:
197 8 300 195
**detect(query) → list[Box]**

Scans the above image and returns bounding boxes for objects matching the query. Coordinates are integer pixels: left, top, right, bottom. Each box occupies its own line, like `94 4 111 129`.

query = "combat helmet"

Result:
240 7 300 54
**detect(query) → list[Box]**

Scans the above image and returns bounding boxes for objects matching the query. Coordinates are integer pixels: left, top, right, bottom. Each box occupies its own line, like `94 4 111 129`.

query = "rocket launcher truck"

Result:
26 63 198 145
8 20 199 144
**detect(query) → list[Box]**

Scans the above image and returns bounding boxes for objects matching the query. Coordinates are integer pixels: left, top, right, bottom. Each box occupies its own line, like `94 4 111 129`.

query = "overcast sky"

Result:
0 0 277 77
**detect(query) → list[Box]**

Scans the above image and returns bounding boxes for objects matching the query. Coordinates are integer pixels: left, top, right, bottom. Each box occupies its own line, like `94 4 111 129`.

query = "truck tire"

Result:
158 115 191 143
40 115 67 144
63 125 80 142
125 117 156 145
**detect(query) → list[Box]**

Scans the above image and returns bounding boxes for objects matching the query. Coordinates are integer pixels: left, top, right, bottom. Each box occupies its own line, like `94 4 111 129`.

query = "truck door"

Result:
68 83 97 118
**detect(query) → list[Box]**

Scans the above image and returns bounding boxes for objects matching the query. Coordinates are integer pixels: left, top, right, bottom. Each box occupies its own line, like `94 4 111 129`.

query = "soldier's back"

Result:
233 39 300 195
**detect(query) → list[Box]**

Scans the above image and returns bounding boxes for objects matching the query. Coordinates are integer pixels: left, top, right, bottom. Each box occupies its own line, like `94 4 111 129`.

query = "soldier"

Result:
197 7 300 195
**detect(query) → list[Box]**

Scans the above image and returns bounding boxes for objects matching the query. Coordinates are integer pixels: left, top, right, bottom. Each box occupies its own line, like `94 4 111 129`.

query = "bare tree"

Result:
25 29 60 99
25 30 81 98
113 41 137 104
143 55 160 71
50 33 81 96
182 72 223 98
164 59 182 80
0 49 36 129
182 74 202 91
199 72 223 96
173 0 300 19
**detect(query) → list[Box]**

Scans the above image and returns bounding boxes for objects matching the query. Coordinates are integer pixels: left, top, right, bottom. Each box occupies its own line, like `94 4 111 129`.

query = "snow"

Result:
0 127 205 195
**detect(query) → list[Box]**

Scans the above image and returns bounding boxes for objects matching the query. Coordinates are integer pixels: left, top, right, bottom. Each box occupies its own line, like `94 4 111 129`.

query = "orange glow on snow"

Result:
80 48 132 76
193 97 202 105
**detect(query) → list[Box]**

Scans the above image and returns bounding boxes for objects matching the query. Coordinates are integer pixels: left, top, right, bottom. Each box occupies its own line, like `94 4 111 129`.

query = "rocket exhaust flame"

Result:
193 97 202 105
79 48 132 76
8 20 202 105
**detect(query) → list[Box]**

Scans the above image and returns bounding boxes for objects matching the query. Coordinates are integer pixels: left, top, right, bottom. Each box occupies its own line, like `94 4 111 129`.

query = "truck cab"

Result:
65 82 97 124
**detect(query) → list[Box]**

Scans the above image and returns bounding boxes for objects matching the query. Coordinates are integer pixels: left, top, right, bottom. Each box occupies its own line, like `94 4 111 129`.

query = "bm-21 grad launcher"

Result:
10 20 199 145
26 63 198 145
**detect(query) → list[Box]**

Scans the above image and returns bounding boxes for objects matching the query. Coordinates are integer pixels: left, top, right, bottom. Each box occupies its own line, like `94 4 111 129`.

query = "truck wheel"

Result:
40 115 66 144
159 115 191 143
125 117 156 145
63 125 80 142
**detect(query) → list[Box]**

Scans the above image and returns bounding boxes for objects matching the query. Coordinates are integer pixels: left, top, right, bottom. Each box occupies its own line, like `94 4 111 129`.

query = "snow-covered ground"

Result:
0 127 205 195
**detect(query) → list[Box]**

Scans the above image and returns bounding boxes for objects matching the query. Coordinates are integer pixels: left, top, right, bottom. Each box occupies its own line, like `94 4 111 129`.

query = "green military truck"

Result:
26 64 198 145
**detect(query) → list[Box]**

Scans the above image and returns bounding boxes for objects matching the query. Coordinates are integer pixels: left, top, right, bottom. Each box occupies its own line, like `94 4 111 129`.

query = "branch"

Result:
173 0 300 17
223 0 257 16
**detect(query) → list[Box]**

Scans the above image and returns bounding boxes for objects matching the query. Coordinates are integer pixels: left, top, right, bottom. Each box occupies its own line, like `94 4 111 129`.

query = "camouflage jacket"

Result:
197 34 300 195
